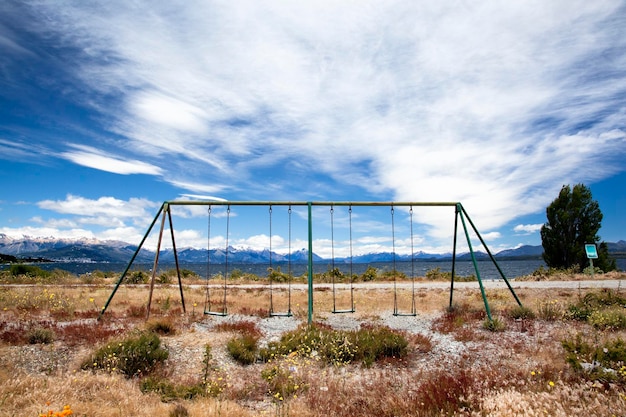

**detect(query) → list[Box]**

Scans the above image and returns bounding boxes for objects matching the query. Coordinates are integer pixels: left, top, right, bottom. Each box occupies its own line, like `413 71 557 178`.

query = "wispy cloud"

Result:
60 145 163 176
8 0 626 246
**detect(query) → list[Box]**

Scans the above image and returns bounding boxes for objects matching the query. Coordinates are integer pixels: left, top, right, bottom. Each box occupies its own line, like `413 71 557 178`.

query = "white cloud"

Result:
514 224 544 234
61 145 163 176
37 194 159 219
17 0 626 248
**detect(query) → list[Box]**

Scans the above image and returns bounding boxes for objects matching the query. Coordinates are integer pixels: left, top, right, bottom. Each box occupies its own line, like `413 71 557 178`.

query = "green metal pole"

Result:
307 202 314 325
458 206 493 321
459 205 522 307
449 204 460 309
99 203 165 320
167 206 186 313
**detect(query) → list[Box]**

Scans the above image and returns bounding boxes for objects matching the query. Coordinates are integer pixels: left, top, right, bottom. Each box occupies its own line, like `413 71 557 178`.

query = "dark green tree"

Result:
541 184 616 272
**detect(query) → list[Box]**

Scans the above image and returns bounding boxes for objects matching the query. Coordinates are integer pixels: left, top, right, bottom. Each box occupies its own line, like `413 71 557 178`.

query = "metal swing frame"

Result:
98 201 523 324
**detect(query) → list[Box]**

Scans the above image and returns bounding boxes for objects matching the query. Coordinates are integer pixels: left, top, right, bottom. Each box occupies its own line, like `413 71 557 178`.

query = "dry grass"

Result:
2 280 626 416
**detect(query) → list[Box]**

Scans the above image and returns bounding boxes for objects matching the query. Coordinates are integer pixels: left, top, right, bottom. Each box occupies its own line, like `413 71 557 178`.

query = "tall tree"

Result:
541 184 616 272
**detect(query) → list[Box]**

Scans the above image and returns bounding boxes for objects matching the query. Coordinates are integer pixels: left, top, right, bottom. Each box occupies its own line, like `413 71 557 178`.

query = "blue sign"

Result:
585 244 598 259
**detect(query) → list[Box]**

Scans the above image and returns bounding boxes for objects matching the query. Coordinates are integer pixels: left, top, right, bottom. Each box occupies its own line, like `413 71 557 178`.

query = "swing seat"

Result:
332 308 356 314
204 309 227 316
270 310 293 317
393 311 417 317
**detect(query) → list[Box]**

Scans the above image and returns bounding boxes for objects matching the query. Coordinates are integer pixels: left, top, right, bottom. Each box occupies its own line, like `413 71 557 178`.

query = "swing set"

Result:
98 201 522 323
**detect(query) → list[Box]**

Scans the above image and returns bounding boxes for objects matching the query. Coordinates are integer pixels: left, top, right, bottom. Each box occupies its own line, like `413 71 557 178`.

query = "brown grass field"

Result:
2 271 626 416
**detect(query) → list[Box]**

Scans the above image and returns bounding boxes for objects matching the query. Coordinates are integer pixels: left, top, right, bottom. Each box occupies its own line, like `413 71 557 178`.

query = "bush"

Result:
140 376 205 402
537 299 563 321
482 317 506 332
81 331 169 378
27 327 55 344
9 264 51 278
565 289 626 324
126 270 149 284
146 318 176 335
157 273 173 284
425 267 450 281
588 310 626 330
562 334 626 383
360 266 378 282
227 334 259 365
259 324 408 367
261 362 307 402
507 305 536 320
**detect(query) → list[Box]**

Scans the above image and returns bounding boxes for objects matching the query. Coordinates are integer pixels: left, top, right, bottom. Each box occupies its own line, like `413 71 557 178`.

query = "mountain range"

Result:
1 234 624 264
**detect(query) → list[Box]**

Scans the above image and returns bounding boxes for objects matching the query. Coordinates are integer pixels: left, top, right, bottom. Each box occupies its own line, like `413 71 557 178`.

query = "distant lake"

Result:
3 258 625 279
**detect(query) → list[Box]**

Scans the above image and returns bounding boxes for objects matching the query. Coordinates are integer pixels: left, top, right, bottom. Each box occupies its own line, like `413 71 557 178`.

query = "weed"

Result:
126 270 149 284
588 309 626 330
537 299 563 321
562 333 626 384
146 317 176 335
507 305 536 320
262 360 307 402
259 324 408 366
27 327 55 344
227 334 259 365
140 376 206 401
417 367 478 415
81 331 169 378
482 317 506 332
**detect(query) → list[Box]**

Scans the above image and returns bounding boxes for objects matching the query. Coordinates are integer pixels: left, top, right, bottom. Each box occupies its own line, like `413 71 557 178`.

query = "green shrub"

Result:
565 304 593 321
126 270 149 284
482 317 506 332
425 267 450 281
157 273 172 284
27 327 55 344
562 334 626 383
9 264 51 278
588 309 626 330
81 331 169 378
360 266 378 282
268 266 292 283
379 269 407 281
140 376 205 402
259 324 408 367
507 305 535 320
261 362 307 402
227 334 259 365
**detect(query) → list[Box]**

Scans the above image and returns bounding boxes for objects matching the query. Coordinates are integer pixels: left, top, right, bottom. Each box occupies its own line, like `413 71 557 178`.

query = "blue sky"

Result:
0 1 625 257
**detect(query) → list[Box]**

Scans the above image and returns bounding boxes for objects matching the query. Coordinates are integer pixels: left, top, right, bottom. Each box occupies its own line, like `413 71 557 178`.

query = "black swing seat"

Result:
332 308 356 314
204 309 227 316
393 311 417 317
269 310 293 317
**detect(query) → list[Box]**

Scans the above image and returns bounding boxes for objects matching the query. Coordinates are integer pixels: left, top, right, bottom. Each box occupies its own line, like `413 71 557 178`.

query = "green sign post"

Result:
585 244 598 278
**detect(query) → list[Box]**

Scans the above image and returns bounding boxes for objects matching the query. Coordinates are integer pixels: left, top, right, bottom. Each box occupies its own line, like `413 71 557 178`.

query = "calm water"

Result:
3 258 625 279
